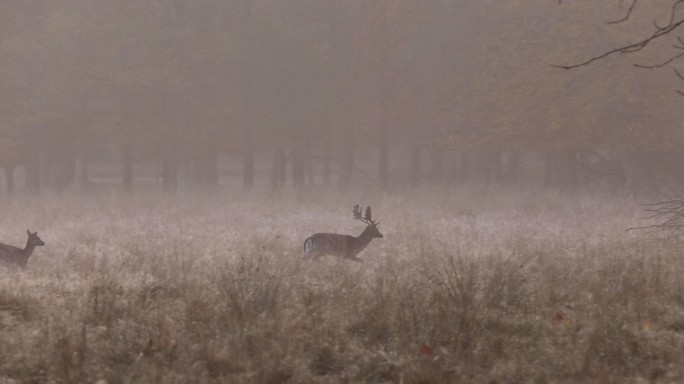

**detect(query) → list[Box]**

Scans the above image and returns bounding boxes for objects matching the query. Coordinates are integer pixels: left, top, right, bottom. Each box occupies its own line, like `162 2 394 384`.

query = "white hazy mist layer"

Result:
1 1 684 382
1 1 682 193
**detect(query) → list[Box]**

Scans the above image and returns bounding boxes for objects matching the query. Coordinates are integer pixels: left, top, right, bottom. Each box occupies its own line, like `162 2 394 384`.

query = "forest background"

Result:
2 1 683 195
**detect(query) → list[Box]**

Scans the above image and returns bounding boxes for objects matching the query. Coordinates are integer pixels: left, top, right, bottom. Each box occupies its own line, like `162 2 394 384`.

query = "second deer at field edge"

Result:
0 230 45 269
303 205 383 263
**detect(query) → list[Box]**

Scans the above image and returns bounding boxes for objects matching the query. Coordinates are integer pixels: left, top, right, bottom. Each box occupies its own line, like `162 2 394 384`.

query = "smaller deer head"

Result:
27 230 45 247
354 205 383 238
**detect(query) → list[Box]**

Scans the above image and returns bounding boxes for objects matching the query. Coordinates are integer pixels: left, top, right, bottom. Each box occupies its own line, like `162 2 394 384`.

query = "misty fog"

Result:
1 1 680 192
1 1 684 383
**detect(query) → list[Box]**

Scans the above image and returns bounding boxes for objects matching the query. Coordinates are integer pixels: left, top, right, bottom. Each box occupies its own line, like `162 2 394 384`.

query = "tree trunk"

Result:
322 129 331 186
544 152 558 188
155 160 161 185
65 156 77 188
378 126 389 190
544 151 577 189
162 88 181 193
162 136 178 193
26 159 40 194
448 153 459 184
487 151 502 184
559 151 578 188
4 165 15 195
180 147 190 189
25 134 43 194
123 144 133 192
242 127 254 189
237 0 255 189
339 128 354 188
292 146 305 187
305 137 314 186
332 15 354 190
430 149 444 184
378 9 391 191
278 149 286 186
75 157 89 192
460 153 470 181
409 143 422 187
270 147 286 189
507 152 520 182
204 130 218 187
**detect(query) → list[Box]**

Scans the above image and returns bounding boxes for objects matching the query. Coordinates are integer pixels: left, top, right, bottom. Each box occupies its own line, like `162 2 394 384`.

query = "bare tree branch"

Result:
628 192 684 237
675 67 684 79
553 1 684 70
655 0 684 30
674 67 684 94
607 0 637 24
551 41 646 70
634 51 684 68
676 36 684 48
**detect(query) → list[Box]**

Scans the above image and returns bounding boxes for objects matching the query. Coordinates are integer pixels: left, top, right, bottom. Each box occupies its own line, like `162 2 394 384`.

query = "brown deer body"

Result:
303 206 382 263
0 230 45 269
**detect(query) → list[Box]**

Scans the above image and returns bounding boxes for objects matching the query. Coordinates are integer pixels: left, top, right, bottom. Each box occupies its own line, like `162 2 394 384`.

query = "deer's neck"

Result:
352 227 374 251
21 241 36 265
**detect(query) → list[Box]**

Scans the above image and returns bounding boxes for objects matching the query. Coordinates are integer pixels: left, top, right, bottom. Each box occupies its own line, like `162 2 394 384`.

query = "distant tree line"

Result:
1 1 683 195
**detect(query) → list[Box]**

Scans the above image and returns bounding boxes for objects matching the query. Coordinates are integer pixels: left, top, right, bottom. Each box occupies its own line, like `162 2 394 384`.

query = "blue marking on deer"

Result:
304 238 313 257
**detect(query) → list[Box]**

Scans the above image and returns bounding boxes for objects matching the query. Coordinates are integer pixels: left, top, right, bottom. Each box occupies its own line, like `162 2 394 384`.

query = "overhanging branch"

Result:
634 51 684 68
554 0 684 70
552 16 684 70
607 0 637 25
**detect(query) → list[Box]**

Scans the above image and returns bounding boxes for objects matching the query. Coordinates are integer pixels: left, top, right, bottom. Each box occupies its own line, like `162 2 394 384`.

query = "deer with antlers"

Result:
303 205 383 263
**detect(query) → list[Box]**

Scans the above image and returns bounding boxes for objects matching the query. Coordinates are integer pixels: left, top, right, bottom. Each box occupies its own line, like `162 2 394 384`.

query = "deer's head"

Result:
354 205 383 238
27 230 45 247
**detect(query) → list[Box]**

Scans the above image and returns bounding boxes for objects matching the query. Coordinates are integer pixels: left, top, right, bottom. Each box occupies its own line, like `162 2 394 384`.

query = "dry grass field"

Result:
0 187 682 383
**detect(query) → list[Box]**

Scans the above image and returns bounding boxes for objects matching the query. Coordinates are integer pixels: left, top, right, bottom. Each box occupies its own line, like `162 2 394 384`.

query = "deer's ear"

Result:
27 230 31 236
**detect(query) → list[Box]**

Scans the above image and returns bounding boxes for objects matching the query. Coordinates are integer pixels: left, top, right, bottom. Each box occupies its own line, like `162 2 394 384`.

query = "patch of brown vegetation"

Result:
0 190 681 382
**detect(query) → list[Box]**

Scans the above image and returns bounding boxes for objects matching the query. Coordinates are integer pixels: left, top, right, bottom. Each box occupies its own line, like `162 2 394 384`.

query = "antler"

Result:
353 205 362 220
353 205 378 226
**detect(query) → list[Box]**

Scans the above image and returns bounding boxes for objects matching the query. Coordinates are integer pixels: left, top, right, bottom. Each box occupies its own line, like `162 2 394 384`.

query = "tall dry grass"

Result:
0 187 682 383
